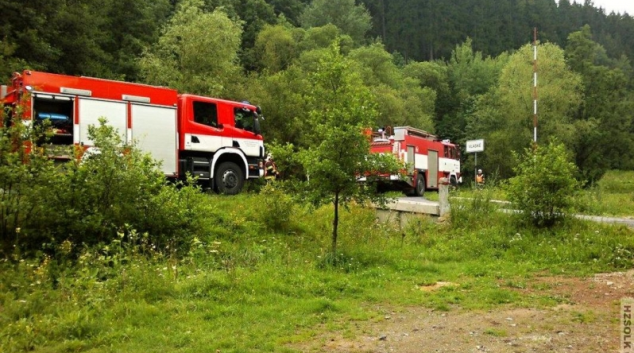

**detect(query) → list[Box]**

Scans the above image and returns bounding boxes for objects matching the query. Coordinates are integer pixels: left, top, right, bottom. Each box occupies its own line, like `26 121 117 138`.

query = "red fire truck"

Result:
368 126 461 196
1 70 265 194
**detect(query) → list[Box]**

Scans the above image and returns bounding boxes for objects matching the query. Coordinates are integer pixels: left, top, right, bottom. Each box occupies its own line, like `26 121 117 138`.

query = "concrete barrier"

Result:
439 177 450 217
374 180 451 229
376 208 435 229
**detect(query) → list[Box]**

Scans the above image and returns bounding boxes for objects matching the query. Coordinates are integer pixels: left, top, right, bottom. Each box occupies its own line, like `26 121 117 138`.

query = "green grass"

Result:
484 328 508 337
452 170 634 217
1 180 634 352
573 171 634 217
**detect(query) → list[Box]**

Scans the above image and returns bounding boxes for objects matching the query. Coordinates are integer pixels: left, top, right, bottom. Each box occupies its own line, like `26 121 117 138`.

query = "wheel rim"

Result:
222 170 238 189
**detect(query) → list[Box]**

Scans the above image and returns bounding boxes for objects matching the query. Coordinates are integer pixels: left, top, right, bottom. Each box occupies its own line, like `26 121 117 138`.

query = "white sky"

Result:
572 0 634 16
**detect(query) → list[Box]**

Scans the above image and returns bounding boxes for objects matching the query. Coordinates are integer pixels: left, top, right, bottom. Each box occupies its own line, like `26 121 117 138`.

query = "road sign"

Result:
466 139 484 153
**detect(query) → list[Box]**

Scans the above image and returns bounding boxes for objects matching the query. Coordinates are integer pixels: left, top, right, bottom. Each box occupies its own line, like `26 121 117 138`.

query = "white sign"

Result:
466 139 484 153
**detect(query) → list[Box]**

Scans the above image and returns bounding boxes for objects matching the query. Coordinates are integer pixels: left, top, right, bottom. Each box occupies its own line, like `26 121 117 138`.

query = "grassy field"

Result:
453 170 634 217
1 175 634 352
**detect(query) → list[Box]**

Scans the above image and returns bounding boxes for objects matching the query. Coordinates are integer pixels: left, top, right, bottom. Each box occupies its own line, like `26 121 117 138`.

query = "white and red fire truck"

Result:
368 126 461 196
1 70 265 194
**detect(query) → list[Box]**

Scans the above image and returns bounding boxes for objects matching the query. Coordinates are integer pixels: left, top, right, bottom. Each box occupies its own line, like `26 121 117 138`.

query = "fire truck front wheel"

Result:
450 176 458 187
415 175 425 197
215 161 244 195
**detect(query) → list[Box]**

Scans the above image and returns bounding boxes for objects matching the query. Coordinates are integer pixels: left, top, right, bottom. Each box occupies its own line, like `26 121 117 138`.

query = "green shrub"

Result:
0 109 61 257
506 141 581 227
449 188 502 229
259 182 295 232
596 170 634 193
1 117 211 258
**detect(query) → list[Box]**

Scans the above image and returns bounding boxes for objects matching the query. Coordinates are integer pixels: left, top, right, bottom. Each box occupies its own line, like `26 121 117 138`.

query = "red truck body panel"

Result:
2 70 264 193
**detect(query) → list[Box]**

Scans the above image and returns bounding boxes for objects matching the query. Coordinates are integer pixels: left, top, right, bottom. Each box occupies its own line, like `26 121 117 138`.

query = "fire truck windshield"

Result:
234 107 262 135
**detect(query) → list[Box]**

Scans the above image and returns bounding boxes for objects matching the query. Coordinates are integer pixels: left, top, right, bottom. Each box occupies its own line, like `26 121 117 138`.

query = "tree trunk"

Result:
332 191 339 255
381 0 386 42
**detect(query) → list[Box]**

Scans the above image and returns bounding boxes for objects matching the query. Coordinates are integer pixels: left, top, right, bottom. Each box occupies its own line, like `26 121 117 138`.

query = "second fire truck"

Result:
368 126 461 196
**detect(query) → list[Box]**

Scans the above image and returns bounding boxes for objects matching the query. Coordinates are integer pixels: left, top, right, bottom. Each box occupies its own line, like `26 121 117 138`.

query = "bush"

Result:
506 141 581 227
450 188 502 230
1 117 208 258
259 182 295 232
0 109 61 257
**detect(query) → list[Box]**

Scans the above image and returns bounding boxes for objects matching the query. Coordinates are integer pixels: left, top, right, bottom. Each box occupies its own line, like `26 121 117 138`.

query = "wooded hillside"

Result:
1 0 633 182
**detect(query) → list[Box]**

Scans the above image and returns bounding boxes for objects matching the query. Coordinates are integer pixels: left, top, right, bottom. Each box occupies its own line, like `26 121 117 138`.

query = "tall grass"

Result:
574 170 634 216
453 170 634 217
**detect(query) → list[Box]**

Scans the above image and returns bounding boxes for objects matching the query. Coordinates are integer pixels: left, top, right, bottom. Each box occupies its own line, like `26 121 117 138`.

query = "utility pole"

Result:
533 27 538 143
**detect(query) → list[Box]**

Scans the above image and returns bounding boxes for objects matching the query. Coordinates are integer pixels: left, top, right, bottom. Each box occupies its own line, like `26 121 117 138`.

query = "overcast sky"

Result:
571 0 634 16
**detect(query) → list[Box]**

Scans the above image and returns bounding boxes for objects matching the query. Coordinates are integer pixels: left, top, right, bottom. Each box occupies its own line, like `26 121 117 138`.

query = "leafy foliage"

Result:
258 183 295 232
0 113 210 258
254 24 301 74
0 0 172 79
565 25 634 183
295 40 400 255
468 42 582 179
0 107 58 257
506 141 581 227
139 0 243 96
2 0 634 200
299 0 372 45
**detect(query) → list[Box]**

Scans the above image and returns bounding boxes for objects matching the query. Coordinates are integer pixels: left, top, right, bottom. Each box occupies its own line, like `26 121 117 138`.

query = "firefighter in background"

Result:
476 169 485 187
265 154 279 181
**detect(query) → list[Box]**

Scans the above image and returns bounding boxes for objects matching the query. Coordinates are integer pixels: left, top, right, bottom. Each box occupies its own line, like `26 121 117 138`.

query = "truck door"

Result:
185 101 230 152
78 98 127 145
407 145 415 174
232 107 262 158
131 104 178 176
428 150 439 188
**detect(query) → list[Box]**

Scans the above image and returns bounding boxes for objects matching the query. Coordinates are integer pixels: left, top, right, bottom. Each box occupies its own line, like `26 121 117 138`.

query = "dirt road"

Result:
296 270 634 353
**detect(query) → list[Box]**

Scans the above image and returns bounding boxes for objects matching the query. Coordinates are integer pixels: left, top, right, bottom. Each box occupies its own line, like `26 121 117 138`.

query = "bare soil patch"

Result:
294 270 634 352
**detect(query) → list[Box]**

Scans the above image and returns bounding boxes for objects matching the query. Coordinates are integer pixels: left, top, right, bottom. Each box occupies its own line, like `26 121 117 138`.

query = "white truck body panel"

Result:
78 99 127 145
131 104 178 176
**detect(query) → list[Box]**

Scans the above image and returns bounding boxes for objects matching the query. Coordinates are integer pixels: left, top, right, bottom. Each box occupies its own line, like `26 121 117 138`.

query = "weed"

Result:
571 310 597 324
259 182 296 232
434 303 451 312
505 280 527 289
484 328 508 337
531 283 553 291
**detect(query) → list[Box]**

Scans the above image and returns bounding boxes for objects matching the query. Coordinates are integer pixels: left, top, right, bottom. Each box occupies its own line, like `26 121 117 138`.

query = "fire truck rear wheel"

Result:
415 175 425 197
215 161 244 195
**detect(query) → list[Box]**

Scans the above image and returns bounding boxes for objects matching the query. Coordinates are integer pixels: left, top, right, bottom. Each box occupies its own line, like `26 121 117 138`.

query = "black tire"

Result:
415 174 425 197
214 161 244 195
450 176 458 187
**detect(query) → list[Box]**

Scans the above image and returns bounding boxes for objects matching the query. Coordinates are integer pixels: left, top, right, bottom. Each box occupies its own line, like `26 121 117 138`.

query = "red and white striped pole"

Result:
533 27 538 143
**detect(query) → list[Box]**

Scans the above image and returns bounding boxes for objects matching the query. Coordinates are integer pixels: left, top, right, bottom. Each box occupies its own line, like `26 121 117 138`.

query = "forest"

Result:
1 0 633 183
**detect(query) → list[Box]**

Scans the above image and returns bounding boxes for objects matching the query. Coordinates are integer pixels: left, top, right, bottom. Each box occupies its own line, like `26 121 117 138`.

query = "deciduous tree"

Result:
297 41 399 256
565 25 634 182
469 42 582 178
139 0 243 96
299 0 371 45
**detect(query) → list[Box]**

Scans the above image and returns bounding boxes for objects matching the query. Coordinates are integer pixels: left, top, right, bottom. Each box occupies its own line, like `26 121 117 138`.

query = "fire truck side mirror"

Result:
253 116 262 135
